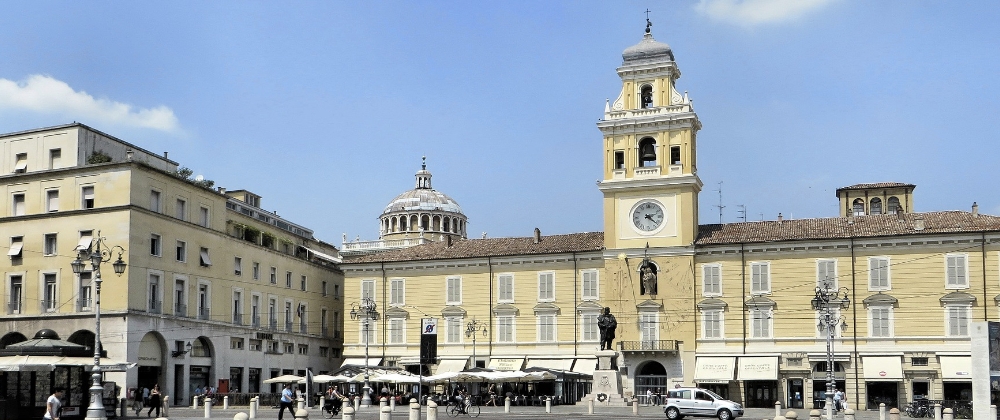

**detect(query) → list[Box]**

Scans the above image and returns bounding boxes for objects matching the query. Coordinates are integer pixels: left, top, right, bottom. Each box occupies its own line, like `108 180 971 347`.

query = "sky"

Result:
1 1 999 245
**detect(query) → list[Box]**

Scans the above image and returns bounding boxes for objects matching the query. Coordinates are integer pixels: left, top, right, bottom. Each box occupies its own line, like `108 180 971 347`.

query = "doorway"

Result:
866 382 899 409
744 381 778 408
787 379 804 408
634 361 669 400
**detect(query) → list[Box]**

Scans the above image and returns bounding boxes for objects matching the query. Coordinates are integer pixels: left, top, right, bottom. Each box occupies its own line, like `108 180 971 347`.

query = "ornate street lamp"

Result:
71 230 126 420
465 318 487 369
350 297 379 407
812 282 850 420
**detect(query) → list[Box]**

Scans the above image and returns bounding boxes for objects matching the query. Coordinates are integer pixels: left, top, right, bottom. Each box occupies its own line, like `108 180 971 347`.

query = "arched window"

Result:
433 215 441 231
638 137 657 167
870 197 883 215
640 85 653 109
399 217 407 231
421 215 430 231
852 198 865 216
192 337 212 357
443 218 450 233
887 197 902 214
409 215 418 231
813 361 845 372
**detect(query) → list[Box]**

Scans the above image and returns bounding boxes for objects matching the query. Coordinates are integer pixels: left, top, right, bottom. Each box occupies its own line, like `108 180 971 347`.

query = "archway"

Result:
68 330 96 352
0 332 27 349
188 336 215 400
137 332 166 394
634 360 668 401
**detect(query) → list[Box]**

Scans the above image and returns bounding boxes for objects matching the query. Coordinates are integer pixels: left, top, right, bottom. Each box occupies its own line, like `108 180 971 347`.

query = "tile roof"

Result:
342 232 605 263
696 211 1000 245
836 182 915 191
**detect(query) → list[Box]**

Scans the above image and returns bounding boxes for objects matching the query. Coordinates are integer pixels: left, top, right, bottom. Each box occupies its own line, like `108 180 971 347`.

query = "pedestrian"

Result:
833 388 844 413
645 388 652 406
146 384 161 417
44 387 64 420
129 387 144 415
278 383 296 420
142 386 150 406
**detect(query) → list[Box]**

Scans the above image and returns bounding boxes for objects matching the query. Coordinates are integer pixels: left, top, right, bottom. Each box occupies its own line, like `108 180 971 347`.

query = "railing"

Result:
149 299 162 314
233 312 243 325
175 303 187 317
300 322 308 334
77 298 92 312
40 300 56 312
341 237 431 254
252 315 261 328
321 327 329 337
618 340 677 352
198 307 211 320
269 318 278 331
634 167 661 177
285 321 293 332
7 300 21 315
605 104 692 120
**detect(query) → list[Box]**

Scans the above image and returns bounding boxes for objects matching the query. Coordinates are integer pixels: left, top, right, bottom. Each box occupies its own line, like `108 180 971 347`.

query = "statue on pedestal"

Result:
598 307 618 351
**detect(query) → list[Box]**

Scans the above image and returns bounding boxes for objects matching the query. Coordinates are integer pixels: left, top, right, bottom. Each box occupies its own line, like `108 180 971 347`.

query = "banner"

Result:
420 318 438 365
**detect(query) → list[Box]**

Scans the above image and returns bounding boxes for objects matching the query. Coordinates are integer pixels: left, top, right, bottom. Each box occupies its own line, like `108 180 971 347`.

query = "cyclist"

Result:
452 384 469 414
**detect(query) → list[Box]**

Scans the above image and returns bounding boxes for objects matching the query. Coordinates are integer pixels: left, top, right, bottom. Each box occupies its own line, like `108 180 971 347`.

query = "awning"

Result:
695 356 736 384
13 160 27 172
7 242 22 257
341 357 381 368
488 357 525 371
738 356 778 380
572 359 596 376
939 356 972 381
305 247 342 264
863 356 903 381
76 235 93 251
397 356 421 366
435 358 468 374
526 359 574 371
0 355 134 372
200 249 212 266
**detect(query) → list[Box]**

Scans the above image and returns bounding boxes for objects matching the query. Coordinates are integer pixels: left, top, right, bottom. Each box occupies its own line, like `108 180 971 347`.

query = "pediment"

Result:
492 303 519 316
863 293 898 307
697 298 728 310
441 306 467 318
533 302 561 315
745 296 775 308
940 291 976 306
636 299 663 312
385 307 409 319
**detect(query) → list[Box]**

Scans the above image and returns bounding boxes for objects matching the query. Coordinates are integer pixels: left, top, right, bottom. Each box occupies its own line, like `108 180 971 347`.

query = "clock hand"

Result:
645 214 654 221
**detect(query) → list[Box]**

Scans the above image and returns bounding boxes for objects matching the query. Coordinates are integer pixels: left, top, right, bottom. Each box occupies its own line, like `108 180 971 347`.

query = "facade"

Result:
0 124 345 406
341 21 1000 412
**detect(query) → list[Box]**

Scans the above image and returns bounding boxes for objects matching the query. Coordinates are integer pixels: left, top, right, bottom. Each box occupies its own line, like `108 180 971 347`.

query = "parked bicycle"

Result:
903 400 932 418
446 398 480 418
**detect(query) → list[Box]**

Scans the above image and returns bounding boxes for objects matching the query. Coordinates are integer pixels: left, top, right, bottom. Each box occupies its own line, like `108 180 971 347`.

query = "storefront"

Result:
939 356 972 401
810 361 846 409
863 356 903 409
693 356 735 400
739 356 779 408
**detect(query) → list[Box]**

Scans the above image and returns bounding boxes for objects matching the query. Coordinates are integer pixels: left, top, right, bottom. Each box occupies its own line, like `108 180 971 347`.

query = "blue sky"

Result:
2 1 998 245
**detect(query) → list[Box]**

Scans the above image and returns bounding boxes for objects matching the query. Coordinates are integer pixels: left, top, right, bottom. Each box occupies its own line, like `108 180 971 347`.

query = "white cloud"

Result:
694 0 835 27
0 75 179 132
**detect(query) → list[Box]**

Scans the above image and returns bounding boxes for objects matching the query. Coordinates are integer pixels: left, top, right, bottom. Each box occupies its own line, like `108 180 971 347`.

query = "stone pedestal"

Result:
584 350 626 406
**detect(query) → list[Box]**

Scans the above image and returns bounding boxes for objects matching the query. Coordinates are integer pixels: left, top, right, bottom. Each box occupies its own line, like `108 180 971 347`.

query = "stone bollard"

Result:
298 396 306 411
427 400 438 420
234 413 250 420
193 395 200 409
391 396 397 411
205 397 213 418
992 405 998 420
162 395 170 416
505 396 511 413
942 407 953 420
250 396 258 419
225 395 230 410
119 398 126 418
935 403 942 420
320 395 325 411
844 408 856 420
381 404 393 420
786 410 799 420
632 398 639 415
343 406 356 420
880 403 886 420
889 407 900 420
588 398 594 414
409 398 420 420
545 396 551 413
775 416 786 420
381 397 388 408
775 401 781 419
354 396 360 411
295 407 309 419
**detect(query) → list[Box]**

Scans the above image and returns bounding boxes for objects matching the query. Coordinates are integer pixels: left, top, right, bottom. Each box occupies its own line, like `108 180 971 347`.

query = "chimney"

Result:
973 202 979 216
777 213 783 222
914 216 925 231
217 187 226 194
533 228 542 244
163 151 168 159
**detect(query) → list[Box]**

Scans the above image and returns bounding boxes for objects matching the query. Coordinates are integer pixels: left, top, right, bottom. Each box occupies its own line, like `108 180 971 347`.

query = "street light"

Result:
350 297 379 407
465 318 487 369
811 282 850 420
71 230 126 420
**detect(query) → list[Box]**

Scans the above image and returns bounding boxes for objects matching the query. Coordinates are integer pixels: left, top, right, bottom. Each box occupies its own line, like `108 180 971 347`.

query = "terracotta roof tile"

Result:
836 182 915 192
343 232 604 263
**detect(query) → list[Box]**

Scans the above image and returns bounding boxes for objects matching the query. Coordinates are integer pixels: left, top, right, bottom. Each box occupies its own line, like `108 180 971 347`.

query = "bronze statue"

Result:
598 307 618 351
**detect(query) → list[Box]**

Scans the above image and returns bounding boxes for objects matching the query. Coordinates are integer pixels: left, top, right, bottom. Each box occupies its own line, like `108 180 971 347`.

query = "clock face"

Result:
632 201 665 232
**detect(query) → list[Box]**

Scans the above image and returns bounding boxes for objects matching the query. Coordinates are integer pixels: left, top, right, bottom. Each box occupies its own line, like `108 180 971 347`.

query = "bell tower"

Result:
597 20 702 251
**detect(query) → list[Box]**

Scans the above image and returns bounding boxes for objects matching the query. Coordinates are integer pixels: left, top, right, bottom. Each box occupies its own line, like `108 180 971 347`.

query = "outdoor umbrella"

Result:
312 374 351 383
263 374 304 384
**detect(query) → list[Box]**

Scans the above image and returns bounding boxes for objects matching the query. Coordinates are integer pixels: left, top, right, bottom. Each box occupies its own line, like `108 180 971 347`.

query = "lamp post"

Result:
71 230 126 420
465 318 487 369
350 297 379 407
811 281 849 420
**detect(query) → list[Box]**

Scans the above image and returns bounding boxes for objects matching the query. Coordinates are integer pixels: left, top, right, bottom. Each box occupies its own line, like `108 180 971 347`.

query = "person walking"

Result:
142 386 150 406
833 388 844 414
146 384 161 417
278 383 296 420
43 387 64 420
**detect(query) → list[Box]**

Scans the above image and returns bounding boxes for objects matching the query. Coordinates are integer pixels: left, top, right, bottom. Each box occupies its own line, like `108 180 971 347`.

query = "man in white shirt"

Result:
279 383 296 420
44 388 64 420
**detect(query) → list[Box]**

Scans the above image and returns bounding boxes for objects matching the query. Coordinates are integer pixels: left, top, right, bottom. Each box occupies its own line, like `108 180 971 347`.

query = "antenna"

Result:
737 205 746 222
713 181 725 224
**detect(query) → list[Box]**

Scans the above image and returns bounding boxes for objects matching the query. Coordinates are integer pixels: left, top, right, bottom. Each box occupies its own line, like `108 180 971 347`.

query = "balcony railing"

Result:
7 300 22 315
198 307 211 320
77 298 92 312
321 327 329 337
149 299 162 314
300 322 308 334
285 321 293 333
252 315 261 329
175 303 187 317
269 317 278 331
40 300 56 312
233 312 243 325
618 340 677 352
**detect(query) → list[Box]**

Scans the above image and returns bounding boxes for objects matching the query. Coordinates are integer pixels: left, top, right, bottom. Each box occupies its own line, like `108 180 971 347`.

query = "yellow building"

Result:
0 123 345 407
342 21 1000 412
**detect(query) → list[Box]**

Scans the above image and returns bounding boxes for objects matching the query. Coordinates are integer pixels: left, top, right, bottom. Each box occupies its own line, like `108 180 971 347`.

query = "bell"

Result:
640 143 656 161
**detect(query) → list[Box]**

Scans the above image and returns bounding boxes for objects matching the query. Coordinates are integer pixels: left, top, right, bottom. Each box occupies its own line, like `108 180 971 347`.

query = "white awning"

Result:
487 357 524 371
572 359 596 376
695 356 736 383
13 160 27 172
7 242 23 257
738 356 778 380
76 235 93 251
0 355 134 372
200 249 212 266
435 358 469 374
526 358 574 371
863 356 903 381
305 247 342 264
939 356 972 381
341 357 381 368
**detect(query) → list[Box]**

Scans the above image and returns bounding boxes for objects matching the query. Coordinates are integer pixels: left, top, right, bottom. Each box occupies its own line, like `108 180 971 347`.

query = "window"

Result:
852 198 865 216
198 284 210 320
176 241 186 262
537 272 554 302
537 314 556 342
614 151 625 170
869 306 892 337
232 290 243 324
446 276 462 305
446 317 463 343
175 279 186 316
335 284 341 299
78 272 92 310
199 207 210 227
639 313 658 343
150 234 161 256
270 267 277 284
199 248 211 267
234 257 243 276
640 84 653 108
361 279 375 300
496 316 514 343
13 153 26 173
817 259 837 290
43 233 57 256
497 274 514 303
390 278 404 305
231 337 245 350
319 347 329 357
81 186 95 209
45 190 59 212
150 190 161 213
285 271 292 288
582 270 599 300
321 281 328 296
8 236 23 258
870 197 883 215
750 262 770 294
869 257 890 290
947 306 970 336
389 319 405 344
252 262 260 280
670 146 681 165
251 295 260 327
300 275 307 292
702 310 722 339
638 137 657 167
43 273 57 312
49 149 61 169
297 344 308 355
148 274 162 313
912 357 929 367
284 342 294 353
751 309 771 338
946 254 968 288
702 264 722 296
248 339 262 351
176 199 187 220
12 193 25 216
887 197 901 214
9 275 23 313
581 313 598 341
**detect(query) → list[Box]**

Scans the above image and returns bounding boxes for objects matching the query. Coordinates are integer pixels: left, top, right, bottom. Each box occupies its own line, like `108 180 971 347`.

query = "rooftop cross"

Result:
645 9 652 33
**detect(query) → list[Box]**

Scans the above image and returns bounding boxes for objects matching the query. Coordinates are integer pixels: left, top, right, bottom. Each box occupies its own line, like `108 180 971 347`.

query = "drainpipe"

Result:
982 232 989 321
573 252 579 356
381 262 387 360
741 243 747 355
850 236 859 411
488 256 494 357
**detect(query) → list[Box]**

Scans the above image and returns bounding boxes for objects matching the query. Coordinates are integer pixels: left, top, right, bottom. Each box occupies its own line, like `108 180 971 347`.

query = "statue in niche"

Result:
640 259 658 296
598 307 618 351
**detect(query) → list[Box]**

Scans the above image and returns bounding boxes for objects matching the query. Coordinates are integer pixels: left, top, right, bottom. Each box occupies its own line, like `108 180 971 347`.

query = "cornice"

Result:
695 231 1000 257
597 113 700 133
597 174 703 192
342 250 605 275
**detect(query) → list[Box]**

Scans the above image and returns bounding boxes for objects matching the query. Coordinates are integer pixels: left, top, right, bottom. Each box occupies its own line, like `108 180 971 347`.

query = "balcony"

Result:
175 303 187 317
233 312 243 326
197 307 211 320
321 327 329 337
7 300 22 315
40 300 56 312
269 317 278 331
285 321 293 333
300 322 308 334
252 315 261 329
618 340 678 353
149 299 162 314
634 166 661 178
77 298 92 312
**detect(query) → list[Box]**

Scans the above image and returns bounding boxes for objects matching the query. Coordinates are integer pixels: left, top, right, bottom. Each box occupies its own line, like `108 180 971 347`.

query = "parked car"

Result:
663 387 743 420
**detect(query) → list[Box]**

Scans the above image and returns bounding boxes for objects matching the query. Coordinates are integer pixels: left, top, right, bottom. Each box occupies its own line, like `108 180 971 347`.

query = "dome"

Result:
379 157 468 240
383 188 464 215
622 31 674 64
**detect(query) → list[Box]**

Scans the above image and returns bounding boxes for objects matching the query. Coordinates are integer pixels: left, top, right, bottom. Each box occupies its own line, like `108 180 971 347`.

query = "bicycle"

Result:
446 398 480 418
322 398 342 419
